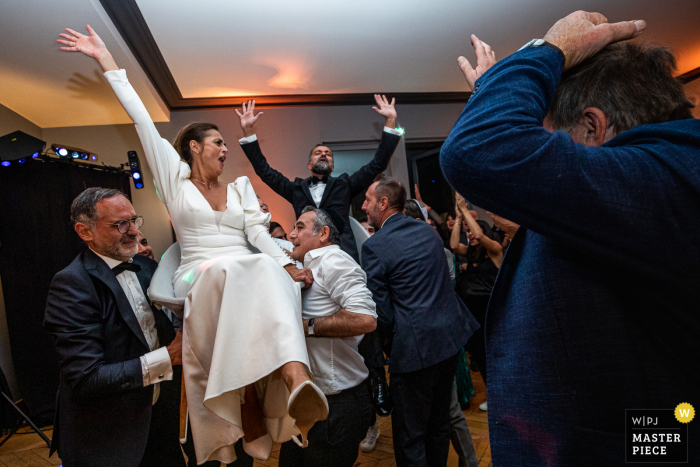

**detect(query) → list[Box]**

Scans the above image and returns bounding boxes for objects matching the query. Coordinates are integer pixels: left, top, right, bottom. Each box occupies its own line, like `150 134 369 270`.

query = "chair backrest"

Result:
147 242 185 319
349 217 370 266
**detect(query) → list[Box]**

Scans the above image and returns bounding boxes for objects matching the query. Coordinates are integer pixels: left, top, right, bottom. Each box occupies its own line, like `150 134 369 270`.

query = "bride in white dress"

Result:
58 26 328 464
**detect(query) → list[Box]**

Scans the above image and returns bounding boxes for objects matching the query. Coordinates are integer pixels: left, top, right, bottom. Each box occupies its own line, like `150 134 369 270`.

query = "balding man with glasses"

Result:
44 187 185 467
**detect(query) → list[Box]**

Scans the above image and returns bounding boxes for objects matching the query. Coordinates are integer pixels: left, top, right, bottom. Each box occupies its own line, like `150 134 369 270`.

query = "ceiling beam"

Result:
679 66 700 84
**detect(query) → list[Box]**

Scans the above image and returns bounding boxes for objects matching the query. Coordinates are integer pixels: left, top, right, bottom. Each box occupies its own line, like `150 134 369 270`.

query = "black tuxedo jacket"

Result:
242 131 401 261
44 250 176 467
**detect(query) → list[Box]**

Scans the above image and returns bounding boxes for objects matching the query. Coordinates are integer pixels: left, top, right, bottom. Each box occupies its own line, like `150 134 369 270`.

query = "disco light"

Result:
51 144 98 162
127 150 145 189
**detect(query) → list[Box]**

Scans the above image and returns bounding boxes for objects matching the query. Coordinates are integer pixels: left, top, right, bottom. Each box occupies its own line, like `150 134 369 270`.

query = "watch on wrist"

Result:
308 318 315 337
519 39 565 59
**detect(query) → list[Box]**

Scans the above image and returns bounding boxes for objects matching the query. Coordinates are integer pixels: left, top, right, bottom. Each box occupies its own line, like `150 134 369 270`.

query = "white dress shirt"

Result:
239 126 404 207
92 251 173 404
301 245 377 395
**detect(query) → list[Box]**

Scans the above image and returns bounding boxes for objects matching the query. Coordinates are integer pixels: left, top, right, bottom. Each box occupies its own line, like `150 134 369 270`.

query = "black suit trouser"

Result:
278 380 374 467
390 354 459 467
139 370 186 467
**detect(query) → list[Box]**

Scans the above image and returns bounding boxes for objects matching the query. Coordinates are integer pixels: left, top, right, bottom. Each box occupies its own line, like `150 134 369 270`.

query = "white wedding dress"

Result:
105 69 309 464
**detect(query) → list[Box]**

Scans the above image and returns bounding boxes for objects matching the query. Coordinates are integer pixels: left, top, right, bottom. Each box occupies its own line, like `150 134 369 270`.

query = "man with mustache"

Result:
44 187 183 467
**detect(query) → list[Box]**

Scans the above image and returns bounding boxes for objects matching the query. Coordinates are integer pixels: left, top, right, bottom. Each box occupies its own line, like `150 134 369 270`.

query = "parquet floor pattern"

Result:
0 369 491 467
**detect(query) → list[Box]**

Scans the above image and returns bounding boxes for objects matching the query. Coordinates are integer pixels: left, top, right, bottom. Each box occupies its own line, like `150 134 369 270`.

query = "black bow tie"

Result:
112 261 142 276
309 176 328 185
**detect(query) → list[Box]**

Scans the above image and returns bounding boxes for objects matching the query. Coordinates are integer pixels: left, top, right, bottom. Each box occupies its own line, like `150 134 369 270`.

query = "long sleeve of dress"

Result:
104 69 190 204
234 176 293 268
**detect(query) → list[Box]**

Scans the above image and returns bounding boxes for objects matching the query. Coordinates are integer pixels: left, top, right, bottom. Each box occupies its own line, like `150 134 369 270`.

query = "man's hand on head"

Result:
458 34 497 92
543 11 645 71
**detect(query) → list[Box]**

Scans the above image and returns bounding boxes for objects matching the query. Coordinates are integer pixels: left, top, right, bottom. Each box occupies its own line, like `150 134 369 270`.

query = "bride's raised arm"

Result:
58 26 187 204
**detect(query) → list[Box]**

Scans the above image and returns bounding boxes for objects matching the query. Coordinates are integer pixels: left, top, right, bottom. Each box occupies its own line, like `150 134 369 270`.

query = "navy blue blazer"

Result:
441 46 700 466
362 214 479 374
44 250 176 467
242 131 401 262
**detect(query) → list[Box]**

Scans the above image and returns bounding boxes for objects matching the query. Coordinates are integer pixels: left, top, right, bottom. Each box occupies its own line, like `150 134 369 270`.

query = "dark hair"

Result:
550 42 693 134
404 199 425 221
173 123 219 166
269 221 283 234
374 176 406 211
71 187 125 226
301 206 342 245
466 220 499 264
308 144 331 161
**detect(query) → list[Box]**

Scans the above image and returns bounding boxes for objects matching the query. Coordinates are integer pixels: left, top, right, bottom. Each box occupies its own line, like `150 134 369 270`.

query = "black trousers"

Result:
139 371 187 467
461 294 489 386
278 380 374 467
357 329 386 369
390 354 459 467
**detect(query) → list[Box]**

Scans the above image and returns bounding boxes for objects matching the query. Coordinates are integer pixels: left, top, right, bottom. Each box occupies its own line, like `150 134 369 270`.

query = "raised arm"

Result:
456 194 503 266
58 26 188 204
236 101 295 202
440 14 663 274
348 95 402 196
450 208 468 255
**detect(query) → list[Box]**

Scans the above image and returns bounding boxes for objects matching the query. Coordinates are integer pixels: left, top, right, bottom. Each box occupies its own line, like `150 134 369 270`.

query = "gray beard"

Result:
310 161 332 176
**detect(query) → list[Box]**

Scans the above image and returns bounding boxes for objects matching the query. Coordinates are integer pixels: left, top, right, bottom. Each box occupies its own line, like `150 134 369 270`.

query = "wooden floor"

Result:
0 370 490 467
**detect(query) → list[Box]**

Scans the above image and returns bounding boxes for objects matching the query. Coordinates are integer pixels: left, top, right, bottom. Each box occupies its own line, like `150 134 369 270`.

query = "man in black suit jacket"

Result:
44 188 184 467
236 96 402 263
361 177 479 466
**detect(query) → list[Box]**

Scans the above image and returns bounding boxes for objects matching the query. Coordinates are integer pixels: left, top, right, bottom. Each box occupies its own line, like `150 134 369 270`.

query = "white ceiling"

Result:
1 0 699 128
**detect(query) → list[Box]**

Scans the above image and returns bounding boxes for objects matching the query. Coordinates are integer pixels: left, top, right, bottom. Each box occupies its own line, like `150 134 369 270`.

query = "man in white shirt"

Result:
277 206 377 467
44 187 184 467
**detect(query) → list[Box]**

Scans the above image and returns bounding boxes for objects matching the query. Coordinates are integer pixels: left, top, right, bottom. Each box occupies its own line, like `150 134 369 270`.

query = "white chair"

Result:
349 217 370 267
147 242 185 319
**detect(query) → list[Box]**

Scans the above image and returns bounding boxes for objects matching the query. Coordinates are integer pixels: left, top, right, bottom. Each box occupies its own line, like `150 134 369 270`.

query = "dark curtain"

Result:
0 158 131 424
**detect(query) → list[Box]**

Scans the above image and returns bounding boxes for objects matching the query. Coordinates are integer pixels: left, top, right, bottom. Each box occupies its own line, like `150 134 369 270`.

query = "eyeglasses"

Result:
100 216 144 234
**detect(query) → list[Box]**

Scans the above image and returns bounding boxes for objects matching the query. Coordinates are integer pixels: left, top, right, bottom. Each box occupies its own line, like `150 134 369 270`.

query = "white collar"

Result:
90 248 133 269
303 244 340 268
381 212 401 229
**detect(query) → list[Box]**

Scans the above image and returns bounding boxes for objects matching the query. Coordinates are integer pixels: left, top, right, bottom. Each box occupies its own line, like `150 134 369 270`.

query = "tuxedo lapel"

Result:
83 250 150 350
300 178 316 206
319 177 336 208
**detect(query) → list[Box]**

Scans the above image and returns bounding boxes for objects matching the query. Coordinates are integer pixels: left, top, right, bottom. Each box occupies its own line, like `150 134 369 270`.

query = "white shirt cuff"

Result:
383 126 402 136
140 347 173 387
239 134 258 144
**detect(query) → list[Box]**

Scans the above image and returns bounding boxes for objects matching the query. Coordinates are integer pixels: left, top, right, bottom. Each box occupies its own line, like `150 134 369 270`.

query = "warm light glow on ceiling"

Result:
256 55 315 90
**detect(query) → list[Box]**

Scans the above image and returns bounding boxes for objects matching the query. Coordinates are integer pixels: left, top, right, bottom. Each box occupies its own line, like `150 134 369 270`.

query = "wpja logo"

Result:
625 403 694 463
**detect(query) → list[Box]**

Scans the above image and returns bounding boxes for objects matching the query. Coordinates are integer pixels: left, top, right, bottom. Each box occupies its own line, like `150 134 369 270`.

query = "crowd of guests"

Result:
43 10 698 467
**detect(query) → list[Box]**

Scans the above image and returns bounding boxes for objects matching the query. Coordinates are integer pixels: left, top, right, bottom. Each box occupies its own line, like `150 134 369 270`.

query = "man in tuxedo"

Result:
236 95 401 263
237 96 401 420
440 12 700 465
44 187 184 467
361 177 479 466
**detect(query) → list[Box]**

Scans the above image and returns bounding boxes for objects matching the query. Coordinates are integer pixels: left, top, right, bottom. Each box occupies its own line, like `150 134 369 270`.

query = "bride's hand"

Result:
57 25 118 72
285 265 314 289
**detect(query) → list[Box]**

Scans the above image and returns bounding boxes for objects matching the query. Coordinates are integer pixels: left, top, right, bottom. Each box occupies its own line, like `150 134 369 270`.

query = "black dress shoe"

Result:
372 375 393 417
